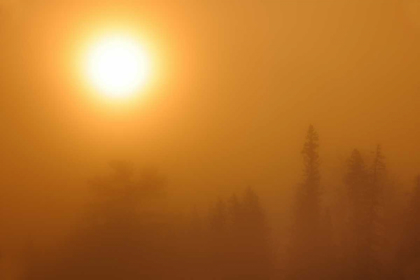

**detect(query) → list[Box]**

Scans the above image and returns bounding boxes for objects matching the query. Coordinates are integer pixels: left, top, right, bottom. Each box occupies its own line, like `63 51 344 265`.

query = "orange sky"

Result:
1 1 420 258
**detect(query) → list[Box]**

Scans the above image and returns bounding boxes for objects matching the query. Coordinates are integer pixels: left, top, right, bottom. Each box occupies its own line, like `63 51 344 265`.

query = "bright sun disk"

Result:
86 34 151 99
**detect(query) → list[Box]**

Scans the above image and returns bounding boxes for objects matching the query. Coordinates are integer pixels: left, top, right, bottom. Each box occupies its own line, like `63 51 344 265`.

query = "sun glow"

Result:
85 34 151 99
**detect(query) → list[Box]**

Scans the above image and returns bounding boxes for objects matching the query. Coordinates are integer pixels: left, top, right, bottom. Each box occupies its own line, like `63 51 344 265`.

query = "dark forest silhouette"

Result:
18 125 420 279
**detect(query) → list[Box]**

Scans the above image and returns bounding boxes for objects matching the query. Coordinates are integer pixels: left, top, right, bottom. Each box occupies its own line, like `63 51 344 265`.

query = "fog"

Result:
1 0 420 279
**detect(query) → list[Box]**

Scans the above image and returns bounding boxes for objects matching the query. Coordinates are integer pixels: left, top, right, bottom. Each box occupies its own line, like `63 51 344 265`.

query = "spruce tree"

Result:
345 149 369 279
290 125 322 279
345 148 385 279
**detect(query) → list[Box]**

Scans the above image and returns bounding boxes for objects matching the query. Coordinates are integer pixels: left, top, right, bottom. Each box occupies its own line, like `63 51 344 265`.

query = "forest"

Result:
15 125 420 280
2 1 420 279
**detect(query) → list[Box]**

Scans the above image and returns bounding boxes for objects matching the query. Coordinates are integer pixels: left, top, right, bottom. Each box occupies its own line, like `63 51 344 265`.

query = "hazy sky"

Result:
1 1 420 255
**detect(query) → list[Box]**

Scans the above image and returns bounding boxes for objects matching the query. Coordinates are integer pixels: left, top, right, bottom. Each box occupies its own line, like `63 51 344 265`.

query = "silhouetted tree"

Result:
344 147 386 279
240 188 272 279
289 125 323 279
371 146 386 189
370 146 404 279
344 149 369 279
24 161 171 280
205 189 272 279
399 176 420 276
368 145 390 279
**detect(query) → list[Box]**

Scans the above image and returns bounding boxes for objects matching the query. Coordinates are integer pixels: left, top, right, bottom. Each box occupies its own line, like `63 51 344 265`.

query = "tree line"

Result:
22 125 420 279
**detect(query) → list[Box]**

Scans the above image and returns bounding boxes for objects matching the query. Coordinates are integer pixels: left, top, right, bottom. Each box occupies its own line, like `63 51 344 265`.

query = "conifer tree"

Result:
290 125 322 279
400 176 420 271
225 189 272 279
344 148 385 279
243 188 272 278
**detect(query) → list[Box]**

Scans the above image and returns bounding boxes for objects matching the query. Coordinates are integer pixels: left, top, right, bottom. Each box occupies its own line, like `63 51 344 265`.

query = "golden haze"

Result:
1 1 420 279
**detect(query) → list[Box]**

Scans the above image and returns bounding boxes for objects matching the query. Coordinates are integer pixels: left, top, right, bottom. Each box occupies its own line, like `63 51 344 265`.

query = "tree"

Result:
240 188 272 279
289 125 323 279
371 145 386 190
24 161 169 280
344 147 385 279
400 176 420 274
206 189 272 280
344 149 368 278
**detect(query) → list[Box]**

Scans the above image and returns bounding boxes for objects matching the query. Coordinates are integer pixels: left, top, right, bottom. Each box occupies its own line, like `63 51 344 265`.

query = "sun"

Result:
85 34 151 99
